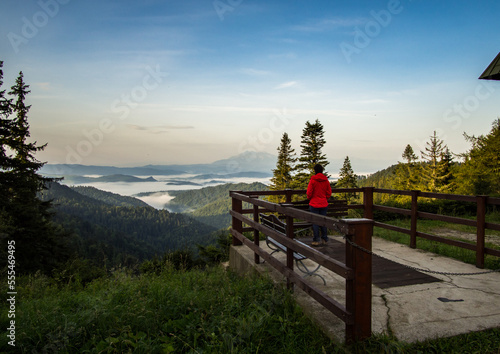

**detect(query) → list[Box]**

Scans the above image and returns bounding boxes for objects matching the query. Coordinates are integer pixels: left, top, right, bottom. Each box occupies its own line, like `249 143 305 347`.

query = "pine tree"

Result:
336 156 357 202
294 119 329 188
419 131 453 193
457 119 500 195
0 62 13 180
1 70 67 274
269 132 297 202
394 144 420 190
0 62 14 239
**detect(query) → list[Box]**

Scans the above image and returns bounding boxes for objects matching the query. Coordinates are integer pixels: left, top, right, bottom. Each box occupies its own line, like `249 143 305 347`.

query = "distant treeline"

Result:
167 182 269 229
360 119 500 200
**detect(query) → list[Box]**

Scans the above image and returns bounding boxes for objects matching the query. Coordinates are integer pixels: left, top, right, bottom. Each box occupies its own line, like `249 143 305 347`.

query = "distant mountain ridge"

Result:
63 174 157 184
41 151 276 176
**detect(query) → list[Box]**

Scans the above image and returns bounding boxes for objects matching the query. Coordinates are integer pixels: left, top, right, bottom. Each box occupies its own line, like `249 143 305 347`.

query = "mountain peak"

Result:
211 151 276 173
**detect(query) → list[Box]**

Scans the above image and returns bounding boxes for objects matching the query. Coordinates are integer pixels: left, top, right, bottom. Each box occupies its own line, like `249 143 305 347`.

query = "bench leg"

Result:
296 260 326 285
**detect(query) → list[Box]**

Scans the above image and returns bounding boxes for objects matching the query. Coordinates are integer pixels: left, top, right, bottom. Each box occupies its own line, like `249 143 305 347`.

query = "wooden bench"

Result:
259 213 326 285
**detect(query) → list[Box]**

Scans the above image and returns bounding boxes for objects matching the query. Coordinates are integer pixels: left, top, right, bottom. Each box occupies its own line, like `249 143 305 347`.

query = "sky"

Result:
1 0 499 174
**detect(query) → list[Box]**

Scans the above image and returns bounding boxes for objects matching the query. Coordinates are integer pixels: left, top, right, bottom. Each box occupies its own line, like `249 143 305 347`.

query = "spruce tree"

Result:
295 119 329 188
419 131 453 193
0 61 13 179
0 62 14 239
269 132 297 203
1 70 66 274
458 119 500 195
336 156 358 202
394 144 420 190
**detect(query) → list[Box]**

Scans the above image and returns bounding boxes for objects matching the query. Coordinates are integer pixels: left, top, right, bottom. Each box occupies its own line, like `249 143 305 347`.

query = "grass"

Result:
2 265 500 353
1 266 339 353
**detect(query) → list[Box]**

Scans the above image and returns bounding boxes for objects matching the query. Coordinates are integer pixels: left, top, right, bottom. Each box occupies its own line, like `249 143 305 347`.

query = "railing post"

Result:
410 190 419 249
252 197 260 264
231 191 243 246
285 188 293 204
345 219 373 343
363 187 374 219
285 211 295 290
476 195 487 269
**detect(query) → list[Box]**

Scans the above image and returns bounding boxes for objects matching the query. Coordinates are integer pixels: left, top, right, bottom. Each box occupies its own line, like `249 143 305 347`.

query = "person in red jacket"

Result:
306 164 332 246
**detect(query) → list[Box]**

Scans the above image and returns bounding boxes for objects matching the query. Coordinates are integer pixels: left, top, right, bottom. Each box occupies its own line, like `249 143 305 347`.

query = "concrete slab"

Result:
229 235 500 343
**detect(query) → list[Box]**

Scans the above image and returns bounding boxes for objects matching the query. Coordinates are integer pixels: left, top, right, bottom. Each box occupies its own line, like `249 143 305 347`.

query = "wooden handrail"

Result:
229 190 373 343
230 186 500 342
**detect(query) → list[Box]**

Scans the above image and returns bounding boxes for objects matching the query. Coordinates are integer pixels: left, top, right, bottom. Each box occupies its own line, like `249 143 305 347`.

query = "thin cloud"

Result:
274 81 298 90
35 82 52 91
292 17 364 32
127 124 194 134
240 68 271 76
269 52 297 60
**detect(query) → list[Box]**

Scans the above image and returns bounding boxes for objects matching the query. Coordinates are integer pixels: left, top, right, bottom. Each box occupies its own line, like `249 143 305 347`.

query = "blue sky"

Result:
1 0 499 173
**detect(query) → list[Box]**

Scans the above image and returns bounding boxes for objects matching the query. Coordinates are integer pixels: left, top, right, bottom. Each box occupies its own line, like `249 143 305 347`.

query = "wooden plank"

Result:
374 221 412 235
416 231 477 251
418 191 476 202
417 211 477 227
374 204 412 216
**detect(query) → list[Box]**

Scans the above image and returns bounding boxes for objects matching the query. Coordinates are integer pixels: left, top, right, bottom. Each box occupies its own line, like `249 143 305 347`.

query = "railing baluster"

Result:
231 191 243 246
476 195 487 269
252 196 260 264
410 190 419 249
285 211 295 290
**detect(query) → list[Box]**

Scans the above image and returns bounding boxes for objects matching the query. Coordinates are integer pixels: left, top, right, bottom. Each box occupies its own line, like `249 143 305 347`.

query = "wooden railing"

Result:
230 187 500 342
229 189 373 343
363 187 500 269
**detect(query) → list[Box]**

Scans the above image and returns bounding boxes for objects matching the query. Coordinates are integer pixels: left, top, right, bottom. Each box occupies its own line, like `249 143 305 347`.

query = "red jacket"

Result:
306 173 332 208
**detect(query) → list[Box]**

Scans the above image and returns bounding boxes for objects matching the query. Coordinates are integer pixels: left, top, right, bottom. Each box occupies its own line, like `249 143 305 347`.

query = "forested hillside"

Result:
167 182 269 229
41 183 218 267
358 165 398 189
70 186 151 207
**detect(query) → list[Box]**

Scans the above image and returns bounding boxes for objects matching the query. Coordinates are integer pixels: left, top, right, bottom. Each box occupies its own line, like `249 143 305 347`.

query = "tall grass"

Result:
2 265 500 352
1 266 338 353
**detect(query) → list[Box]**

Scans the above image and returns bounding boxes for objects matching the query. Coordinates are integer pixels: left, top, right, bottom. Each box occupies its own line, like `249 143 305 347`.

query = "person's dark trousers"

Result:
309 206 328 242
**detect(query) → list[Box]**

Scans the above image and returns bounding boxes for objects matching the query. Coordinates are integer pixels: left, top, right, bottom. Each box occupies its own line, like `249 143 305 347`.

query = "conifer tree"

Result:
0 62 14 239
394 144 420 190
0 62 13 180
1 70 66 274
336 156 357 202
458 119 500 195
295 119 329 188
269 132 297 202
419 131 453 193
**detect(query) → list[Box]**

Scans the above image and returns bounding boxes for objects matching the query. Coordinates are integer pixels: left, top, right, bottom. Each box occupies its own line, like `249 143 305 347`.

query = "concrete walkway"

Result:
229 235 500 343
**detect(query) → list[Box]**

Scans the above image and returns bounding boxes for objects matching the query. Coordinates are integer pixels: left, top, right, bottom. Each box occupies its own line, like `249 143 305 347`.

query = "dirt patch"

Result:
432 227 500 247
